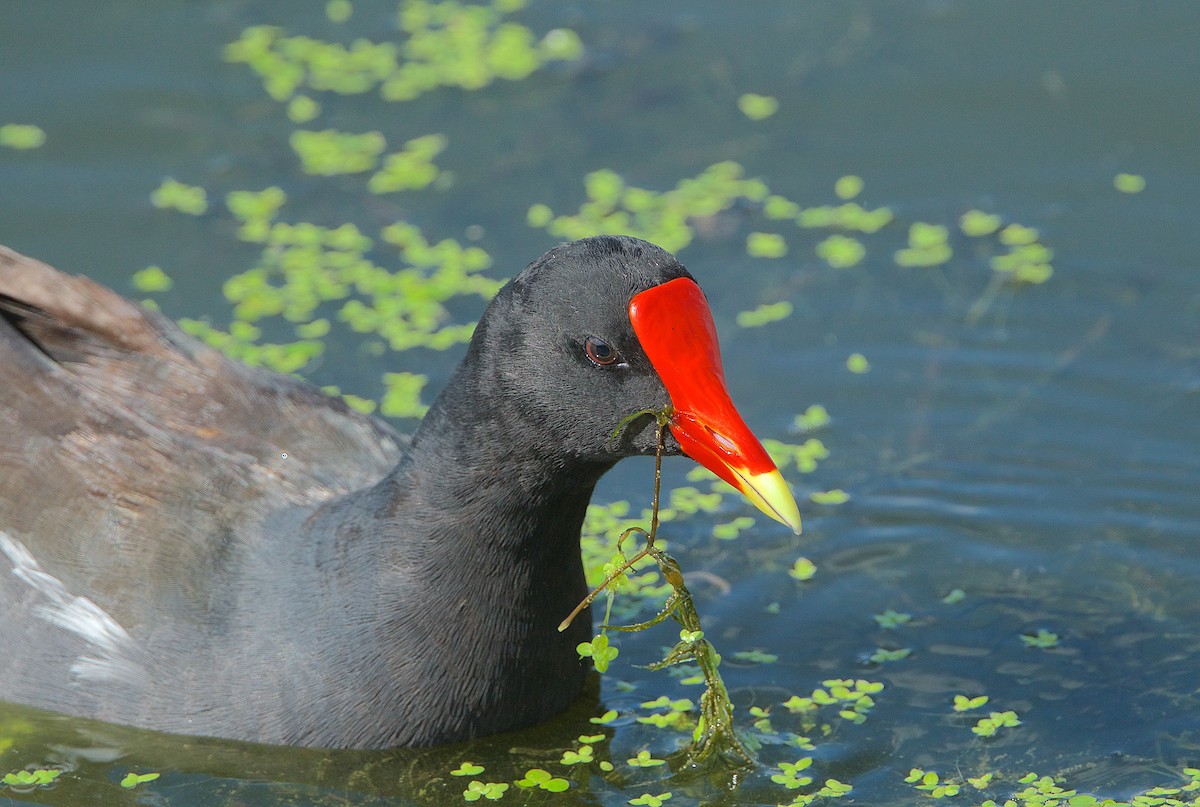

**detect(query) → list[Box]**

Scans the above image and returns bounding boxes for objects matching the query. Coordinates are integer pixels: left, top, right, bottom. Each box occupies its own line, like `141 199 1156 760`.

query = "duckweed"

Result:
990 241 1054 285
576 633 619 673
895 221 953 267
1020 628 1060 648
712 516 754 540
131 265 173 293
746 231 788 258
514 768 568 792
226 0 581 104
733 649 779 664
789 557 817 581
738 92 779 120
736 300 793 327
463 779 509 800
809 489 849 505
559 745 593 765
972 710 1021 737
792 404 831 433
815 233 866 268
763 437 830 474
833 175 863 201
1114 172 1146 193
2 768 60 788
960 208 1003 237
846 353 870 374
150 178 208 215
975 768 1200 807
629 794 672 807
782 779 853 805
626 750 667 768
772 757 815 789
290 129 387 175
119 772 160 789
797 201 893 233
639 695 694 713
381 372 429 418
906 768 961 798
781 679 884 723
873 609 911 629
589 709 619 726
953 694 989 711
531 162 769 253
869 647 911 663
636 710 692 731
999 223 1040 246
367 133 447 193
287 95 322 123
325 0 353 23
0 123 46 149
764 194 802 220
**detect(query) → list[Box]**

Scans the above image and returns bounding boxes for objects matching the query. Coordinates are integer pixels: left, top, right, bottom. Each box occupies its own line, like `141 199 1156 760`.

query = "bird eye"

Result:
584 336 623 367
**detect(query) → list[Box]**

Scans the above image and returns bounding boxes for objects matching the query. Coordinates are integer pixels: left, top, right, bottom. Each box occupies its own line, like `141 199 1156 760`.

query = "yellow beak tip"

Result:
735 468 802 535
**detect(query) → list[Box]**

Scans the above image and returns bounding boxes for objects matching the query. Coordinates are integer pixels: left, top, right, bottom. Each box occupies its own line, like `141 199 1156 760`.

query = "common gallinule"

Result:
0 235 800 748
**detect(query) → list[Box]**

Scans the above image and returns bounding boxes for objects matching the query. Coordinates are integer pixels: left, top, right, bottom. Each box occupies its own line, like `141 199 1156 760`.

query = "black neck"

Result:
296 364 613 745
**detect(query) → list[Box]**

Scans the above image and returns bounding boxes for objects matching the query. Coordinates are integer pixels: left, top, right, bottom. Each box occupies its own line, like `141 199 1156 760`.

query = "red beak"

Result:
629 277 802 534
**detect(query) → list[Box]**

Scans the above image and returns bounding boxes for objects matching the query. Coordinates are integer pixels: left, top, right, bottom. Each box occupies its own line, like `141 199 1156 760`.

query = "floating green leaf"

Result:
810 489 849 505
626 750 667 768
873 609 911 629
120 772 160 789
815 234 865 268
746 231 788 258
789 557 816 581
953 694 989 712
941 588 966 605
738 93 779 120
895 222 952 267
736 300 793 327
589 708 619 725
577 632 619 673
972 710 1021 737
833 175 863 200
463 780 509 801
846 353 870 374
131 265 174 293
151 178 208 215
1020 629 1060 649
869 647 911 663
325 0 352 22
1114 172 1146 193
515 768 568 792
960 209 1002 237
290 129 386 175
792 404 831 433
3 768 61 787
0 123 46 149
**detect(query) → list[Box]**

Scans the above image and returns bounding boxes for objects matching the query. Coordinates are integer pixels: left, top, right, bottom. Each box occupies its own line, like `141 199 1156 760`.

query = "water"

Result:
2 2 1198 805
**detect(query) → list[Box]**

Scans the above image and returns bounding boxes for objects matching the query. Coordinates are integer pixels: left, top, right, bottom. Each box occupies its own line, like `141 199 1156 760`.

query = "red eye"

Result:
584 336 622 367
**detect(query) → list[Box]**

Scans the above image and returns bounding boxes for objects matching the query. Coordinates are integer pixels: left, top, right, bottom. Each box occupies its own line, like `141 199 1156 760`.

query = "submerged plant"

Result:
560 408 755 767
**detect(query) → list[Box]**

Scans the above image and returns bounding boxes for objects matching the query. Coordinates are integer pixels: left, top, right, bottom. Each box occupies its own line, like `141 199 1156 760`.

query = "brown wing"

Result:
0 244 405 632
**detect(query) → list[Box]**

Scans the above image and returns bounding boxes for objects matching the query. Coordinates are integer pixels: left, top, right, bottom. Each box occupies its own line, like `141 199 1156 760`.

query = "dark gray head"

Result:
458 235 694 462
425 234 801 531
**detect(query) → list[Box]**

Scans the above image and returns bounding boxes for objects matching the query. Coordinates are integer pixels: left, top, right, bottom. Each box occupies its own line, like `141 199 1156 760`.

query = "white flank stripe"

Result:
1 531 145 684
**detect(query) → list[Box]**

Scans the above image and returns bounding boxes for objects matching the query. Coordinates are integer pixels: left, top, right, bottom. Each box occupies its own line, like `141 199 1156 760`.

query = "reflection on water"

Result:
1 1 1198 805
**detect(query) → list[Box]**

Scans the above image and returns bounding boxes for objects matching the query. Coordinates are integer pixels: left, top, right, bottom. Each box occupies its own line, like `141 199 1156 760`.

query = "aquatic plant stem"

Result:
559 410 670 633
561 407 754 767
